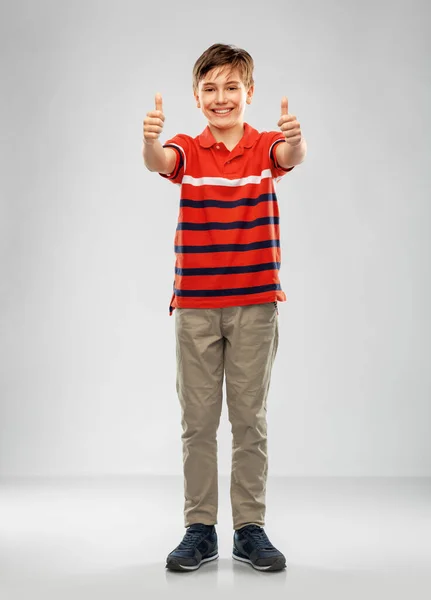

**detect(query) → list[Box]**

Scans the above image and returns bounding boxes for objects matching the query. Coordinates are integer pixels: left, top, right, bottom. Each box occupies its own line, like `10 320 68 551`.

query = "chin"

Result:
207 115 239 127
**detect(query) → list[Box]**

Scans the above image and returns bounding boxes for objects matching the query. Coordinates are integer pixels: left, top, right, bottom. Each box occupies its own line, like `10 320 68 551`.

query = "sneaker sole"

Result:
232 550 286 571
166 551 219 572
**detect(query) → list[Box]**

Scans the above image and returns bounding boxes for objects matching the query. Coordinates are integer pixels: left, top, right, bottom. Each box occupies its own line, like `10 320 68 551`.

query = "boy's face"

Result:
194 66 254 129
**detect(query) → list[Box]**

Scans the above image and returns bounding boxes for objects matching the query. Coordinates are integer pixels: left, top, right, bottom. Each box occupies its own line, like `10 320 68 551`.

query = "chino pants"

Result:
174 301 279 530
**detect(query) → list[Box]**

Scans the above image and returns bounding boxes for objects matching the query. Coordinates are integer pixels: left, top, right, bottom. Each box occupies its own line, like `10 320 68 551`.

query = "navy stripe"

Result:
270 139 286 164
163 144 184 178
175 239 280 254
174 283 282 298
176 216 279 231
270 139 293 171
175 262 280 276
180 192 276 209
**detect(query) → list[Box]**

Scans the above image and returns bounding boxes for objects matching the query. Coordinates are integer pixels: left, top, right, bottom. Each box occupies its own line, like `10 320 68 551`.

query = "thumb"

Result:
281 96 288 116
155 92 163 113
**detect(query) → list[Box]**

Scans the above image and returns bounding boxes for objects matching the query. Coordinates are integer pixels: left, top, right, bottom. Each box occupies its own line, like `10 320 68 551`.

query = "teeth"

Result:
214 109 231 113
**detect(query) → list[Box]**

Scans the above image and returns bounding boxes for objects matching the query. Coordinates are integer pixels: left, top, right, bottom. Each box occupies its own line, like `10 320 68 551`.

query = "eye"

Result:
203 87 237 92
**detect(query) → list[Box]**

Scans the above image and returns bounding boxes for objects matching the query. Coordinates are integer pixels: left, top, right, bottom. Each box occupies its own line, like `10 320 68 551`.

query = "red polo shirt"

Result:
159 122 294 315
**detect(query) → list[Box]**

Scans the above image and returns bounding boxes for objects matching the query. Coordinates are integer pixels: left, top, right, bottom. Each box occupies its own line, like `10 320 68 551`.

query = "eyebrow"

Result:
202 80 241 85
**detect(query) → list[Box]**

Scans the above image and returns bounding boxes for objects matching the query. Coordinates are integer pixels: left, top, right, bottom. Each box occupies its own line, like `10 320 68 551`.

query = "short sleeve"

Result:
268 132 295 180
158 134 189 185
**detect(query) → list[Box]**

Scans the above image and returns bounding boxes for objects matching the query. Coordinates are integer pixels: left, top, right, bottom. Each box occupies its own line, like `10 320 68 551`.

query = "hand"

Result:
277 96 302 147
143 93 165 145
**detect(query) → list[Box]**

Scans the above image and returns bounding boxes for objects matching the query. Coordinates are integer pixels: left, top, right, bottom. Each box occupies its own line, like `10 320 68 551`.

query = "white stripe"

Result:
182 169 273 187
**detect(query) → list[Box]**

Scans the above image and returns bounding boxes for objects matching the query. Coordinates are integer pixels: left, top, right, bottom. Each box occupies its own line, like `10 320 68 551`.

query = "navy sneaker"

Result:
166 523 219 571
233 524 287 571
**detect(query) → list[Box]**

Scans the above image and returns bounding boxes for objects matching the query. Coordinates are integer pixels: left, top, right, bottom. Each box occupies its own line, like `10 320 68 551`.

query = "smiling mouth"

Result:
212 108 233 115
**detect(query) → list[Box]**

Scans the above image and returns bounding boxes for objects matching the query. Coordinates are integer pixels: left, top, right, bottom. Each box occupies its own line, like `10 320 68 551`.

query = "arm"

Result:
142 140 177 173
275 137 307 168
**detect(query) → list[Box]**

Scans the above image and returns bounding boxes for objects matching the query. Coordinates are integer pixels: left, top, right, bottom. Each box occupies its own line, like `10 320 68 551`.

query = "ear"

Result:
246 84 254 103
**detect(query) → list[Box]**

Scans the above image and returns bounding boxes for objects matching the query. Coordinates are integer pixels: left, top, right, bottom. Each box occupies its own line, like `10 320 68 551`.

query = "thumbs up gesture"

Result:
143 93 165 145
277 96 302 147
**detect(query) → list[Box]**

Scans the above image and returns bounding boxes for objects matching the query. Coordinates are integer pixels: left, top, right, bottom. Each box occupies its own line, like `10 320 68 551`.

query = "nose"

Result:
215 89 227 104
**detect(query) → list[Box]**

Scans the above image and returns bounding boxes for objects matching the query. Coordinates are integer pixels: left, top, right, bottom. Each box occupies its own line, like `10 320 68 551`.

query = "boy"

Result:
142 43 306 572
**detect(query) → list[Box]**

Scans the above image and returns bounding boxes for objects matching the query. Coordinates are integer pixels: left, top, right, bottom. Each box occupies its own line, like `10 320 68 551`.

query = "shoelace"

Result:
178 527 209 550
242 525 275 550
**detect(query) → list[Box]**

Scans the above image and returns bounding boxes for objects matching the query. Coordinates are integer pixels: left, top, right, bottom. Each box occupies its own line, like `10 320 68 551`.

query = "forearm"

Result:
142 139 169 172
277 138 307 168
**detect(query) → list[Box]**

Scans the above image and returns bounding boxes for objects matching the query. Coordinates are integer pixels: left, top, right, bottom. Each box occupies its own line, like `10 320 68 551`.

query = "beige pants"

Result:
174 302 279 530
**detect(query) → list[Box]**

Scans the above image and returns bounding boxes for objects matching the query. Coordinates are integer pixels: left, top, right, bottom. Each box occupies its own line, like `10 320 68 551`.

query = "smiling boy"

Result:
143 43 307 572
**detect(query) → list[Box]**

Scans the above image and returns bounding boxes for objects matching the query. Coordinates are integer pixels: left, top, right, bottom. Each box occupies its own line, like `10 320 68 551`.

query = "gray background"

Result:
1 0 430 478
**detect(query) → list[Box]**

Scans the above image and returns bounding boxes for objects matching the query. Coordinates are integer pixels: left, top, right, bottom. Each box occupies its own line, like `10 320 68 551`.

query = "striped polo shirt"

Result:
159 122 294 315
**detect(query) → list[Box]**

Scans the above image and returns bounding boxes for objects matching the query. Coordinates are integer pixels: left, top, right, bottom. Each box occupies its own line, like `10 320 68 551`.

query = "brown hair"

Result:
192 43 254 92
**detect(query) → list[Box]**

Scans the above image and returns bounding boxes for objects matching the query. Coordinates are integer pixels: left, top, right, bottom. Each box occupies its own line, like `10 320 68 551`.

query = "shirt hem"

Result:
169 290 287 315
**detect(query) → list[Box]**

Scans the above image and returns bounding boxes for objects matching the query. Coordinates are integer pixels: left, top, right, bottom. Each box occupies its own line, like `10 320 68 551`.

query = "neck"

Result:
208 121 245 145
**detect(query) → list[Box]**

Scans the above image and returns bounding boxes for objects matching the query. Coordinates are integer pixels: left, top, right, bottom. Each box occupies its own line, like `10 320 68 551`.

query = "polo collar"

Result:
198 122 259 149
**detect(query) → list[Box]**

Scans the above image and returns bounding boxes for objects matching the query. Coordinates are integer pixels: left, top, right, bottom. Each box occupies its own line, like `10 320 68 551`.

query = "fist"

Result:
277 96 302 147
143 93 165 144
